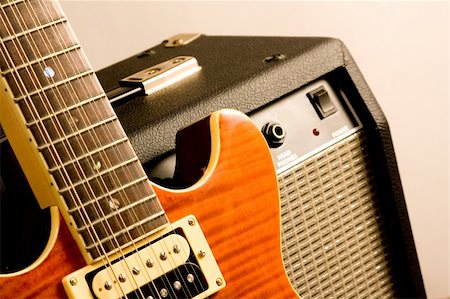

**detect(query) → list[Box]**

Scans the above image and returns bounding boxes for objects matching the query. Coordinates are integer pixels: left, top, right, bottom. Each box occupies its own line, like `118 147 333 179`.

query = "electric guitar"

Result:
0 1 297 298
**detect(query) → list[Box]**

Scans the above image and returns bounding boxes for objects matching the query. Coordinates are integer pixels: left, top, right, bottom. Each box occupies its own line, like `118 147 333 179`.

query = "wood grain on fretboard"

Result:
0 0 168 261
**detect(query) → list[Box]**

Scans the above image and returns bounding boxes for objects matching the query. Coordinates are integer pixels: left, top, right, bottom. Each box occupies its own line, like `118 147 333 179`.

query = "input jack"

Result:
261 122 286 148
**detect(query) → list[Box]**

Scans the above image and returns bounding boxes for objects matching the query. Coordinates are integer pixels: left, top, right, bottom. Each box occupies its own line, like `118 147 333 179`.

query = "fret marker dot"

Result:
43 66 55 78
93 161 102 170
69 117 79 127
108 198 120 210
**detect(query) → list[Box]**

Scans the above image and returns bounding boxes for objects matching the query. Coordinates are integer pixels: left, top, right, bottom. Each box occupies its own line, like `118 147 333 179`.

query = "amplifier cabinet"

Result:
96 35 425 298
0 35 425 297
249 79 397 298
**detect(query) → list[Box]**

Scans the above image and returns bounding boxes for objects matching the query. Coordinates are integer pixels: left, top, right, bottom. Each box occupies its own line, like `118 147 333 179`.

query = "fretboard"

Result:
0 0 169 261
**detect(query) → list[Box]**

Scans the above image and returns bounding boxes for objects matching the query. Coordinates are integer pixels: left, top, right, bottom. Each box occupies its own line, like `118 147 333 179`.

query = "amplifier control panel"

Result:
250 79 361 174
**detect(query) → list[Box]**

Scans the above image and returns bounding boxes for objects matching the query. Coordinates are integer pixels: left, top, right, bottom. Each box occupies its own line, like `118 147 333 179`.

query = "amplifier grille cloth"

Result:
279 131 397 298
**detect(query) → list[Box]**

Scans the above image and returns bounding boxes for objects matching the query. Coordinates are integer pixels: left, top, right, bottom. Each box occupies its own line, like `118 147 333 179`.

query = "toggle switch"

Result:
307 86 337 119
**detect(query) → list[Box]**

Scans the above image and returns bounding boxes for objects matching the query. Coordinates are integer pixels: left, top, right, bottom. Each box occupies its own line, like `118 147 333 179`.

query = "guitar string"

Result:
0 2 129 298
0 1 104 265
1 1 199 298
22 1 189 297
11 1 146 297
0 6 122 297
0 0 109 275
43 2 203 297
44 1 202 296
35 1 177 297
36 2 186 297
40 2 197 297
0 0 126 293
28 2 159 297
44 1 200 296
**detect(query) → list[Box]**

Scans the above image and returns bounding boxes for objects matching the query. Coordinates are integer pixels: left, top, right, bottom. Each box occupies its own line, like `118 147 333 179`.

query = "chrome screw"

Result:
216 278 224 286
104 281 113 290
69 277 77 286
132 266 140 275
146 259 154 268
160 251 167 261
264 53 286 62
172 39 183 46
118 273 126 283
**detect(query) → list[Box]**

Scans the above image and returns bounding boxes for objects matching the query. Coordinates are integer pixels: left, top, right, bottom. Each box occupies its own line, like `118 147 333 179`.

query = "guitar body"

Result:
0 110 296 298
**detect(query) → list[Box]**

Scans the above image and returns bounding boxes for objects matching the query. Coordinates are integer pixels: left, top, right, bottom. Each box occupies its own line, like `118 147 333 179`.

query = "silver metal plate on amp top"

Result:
120 56 201 96
279 131 396 298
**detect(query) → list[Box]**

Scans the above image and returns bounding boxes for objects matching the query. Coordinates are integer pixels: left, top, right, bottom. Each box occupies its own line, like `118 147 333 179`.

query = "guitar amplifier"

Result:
0 34 425 297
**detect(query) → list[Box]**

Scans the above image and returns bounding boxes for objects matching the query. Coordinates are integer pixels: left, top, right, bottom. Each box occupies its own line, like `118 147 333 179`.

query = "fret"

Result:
1 23 76 71
26 93 105 127
1 44 80 75
86 212 169 259
58 165 153 241
40 120 128 170
1 0 169 261
37 115 117 151
4 48 91 98
28 96 115 147
0 17 66 43
84 211 167 252
13 70 93 101
0 0 25 9
0 0 64 38
0 20 77 71
76 194 158 233
62 175 152 224
17 74 104 123
67 177 162 236
50 138 136 191
48 136 129 173
57 156 139 194
58 158 146 202
67 176 150 213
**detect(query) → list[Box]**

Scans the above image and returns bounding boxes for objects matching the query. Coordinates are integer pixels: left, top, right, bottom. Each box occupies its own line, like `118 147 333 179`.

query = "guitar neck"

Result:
0 0 168 262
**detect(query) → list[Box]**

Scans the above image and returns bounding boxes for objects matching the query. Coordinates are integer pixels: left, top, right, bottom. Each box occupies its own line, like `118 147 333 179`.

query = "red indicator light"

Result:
312 128 320 136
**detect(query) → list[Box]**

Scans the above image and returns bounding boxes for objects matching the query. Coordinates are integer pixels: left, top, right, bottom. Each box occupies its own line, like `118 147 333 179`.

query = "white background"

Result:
60 1 449 298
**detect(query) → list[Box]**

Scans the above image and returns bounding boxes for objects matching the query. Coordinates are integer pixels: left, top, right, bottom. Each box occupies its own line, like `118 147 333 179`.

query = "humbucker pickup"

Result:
62 215 225 299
